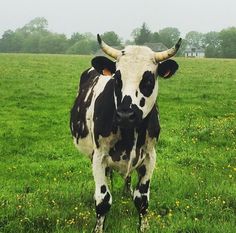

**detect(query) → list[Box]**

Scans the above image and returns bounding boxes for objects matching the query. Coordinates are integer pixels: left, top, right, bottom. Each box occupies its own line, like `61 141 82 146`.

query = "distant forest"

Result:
0 17 235 58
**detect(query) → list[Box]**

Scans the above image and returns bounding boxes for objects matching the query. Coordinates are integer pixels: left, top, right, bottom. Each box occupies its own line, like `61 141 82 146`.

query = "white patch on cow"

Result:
116 46 159 118
73 136 93 157
93 151 112 205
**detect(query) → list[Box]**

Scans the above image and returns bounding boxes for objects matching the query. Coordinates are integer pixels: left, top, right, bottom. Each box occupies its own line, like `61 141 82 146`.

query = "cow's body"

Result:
70 66 160 176
70 35 181 232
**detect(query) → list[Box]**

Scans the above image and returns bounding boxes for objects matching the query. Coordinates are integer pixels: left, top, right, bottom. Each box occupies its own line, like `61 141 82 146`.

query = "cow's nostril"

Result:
116 109 135 125
129 112 135 121
116 111 122 121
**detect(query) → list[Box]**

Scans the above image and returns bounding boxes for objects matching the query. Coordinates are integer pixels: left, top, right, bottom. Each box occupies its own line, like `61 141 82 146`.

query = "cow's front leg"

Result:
133 148 156 232
93 152 111 233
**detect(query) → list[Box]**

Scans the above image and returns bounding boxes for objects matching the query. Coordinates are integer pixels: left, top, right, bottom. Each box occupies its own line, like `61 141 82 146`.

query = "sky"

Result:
0 0 235 40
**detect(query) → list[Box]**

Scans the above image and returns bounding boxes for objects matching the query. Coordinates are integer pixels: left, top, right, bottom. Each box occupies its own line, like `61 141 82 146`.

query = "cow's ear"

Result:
91 56 116 76
157 59 179 79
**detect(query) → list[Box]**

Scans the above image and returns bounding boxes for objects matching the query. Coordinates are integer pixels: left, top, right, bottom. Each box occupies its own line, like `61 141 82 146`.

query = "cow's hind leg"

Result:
93 153 112 233
133 149 156 232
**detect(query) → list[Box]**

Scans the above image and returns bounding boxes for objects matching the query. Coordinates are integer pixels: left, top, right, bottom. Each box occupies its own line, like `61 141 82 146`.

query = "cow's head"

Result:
92 34 182 128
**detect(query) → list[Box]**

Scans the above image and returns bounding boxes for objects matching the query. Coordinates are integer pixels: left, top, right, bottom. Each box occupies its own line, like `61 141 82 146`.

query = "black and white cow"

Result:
70 34 181 232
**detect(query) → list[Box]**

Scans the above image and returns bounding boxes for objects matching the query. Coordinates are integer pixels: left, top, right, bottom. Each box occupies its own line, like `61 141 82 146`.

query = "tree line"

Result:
0 18 235 58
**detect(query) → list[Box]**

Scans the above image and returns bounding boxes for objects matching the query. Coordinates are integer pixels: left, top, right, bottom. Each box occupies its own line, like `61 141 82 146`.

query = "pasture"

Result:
0 54 235 233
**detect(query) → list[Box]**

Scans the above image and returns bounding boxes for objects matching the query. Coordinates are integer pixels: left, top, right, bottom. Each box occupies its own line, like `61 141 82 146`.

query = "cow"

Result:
70 34 182 232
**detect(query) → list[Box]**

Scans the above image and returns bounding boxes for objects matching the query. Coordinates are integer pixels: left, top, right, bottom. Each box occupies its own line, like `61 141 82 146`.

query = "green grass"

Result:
0 54 235 233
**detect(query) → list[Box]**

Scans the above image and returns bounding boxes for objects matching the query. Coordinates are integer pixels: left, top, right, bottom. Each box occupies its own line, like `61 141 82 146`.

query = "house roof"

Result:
184 47 205 53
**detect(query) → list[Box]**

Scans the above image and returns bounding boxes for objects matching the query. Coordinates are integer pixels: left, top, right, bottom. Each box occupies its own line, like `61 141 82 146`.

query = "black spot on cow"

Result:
131 104 143 126
139 71 155 97
134 195 148 215
109 128 134 162
122 154 129 160
101 185 107 194
79 68 99 87
139 97 145 107
147 106 161 139
132 105 160 166
121 95 132 109
95 192 111 217
121 50 125 55
114 70 122 105
139 180 150 194
138 165 146 177
70 69 99 141
93 79 117 148
135 90 138 97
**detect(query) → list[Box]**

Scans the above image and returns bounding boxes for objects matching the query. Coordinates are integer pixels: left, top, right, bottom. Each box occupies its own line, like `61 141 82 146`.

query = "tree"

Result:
101 31 121 46
0 30 24 52
67 39 98 55
185 31 204 48
21 17 48 34
219 27 236 58
159 27 180 48
69 33 86 45
150 32 161 43
39 33 68 54
132 23 152 45
203 31 221 58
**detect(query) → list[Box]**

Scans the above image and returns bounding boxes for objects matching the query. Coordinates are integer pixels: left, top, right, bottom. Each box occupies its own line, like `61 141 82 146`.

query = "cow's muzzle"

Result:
116 108 135 128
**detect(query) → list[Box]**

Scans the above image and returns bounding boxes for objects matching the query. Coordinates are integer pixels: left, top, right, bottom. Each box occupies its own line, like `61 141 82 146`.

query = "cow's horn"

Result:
154 38 182 62
97 34 120 59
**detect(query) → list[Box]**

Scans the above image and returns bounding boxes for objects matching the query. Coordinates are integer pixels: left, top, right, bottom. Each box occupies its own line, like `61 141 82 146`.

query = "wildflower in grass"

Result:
175 200 180 207
67 218 75 225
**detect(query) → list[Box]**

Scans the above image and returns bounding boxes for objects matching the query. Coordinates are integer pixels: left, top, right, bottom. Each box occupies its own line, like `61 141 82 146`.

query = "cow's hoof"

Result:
93 224 103 233
93 217 105 233
139 216 149 232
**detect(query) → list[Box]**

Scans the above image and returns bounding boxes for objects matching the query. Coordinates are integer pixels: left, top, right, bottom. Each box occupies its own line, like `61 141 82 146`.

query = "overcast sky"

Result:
0 0 235 40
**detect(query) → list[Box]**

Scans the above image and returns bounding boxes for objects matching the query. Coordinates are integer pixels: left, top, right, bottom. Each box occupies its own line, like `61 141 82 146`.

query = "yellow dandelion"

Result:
176 200 180 206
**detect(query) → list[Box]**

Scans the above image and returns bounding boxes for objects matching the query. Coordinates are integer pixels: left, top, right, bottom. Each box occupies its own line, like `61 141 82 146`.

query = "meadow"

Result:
0 53 235 233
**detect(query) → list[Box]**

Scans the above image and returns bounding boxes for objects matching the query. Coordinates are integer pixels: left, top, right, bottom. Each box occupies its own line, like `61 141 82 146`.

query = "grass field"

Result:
0 53 235 233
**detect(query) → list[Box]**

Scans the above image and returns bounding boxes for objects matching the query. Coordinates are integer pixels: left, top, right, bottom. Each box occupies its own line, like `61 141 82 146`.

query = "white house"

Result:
185 47 205 58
